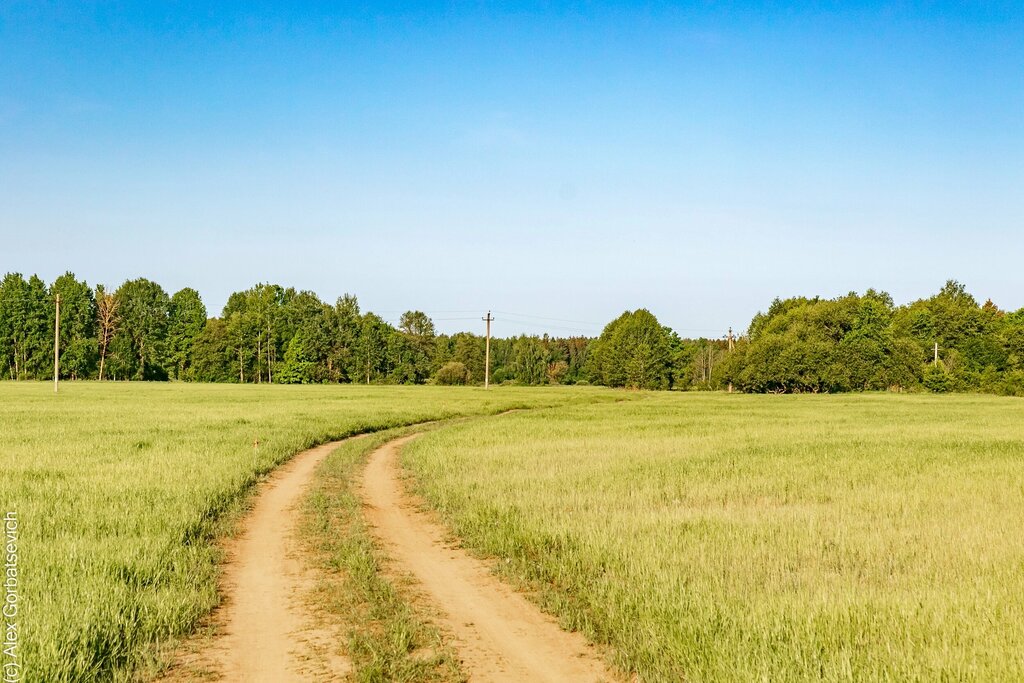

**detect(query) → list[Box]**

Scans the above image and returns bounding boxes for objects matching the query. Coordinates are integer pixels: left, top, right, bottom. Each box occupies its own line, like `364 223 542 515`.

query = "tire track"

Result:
163 439 354 682
361 435 615 683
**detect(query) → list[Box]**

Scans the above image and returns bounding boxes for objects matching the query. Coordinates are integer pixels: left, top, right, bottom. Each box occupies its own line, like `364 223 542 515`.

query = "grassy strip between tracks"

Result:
300 426 464 683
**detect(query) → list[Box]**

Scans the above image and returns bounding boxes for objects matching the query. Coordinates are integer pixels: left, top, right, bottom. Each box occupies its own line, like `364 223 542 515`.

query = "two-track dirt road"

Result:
164 431 613 682
361 435 614 682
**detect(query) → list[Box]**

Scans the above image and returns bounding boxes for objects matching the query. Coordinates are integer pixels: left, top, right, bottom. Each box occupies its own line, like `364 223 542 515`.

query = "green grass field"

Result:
6 385 1023 682
0 382 608 682
403 393 1024 682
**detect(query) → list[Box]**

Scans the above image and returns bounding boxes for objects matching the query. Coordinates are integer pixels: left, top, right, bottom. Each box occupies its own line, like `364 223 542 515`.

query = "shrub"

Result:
434 361 471 386
923 365 953 393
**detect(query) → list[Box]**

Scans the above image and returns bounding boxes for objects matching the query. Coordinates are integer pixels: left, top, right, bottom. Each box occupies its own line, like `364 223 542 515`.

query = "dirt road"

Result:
361 435 615 683
164 439 352 682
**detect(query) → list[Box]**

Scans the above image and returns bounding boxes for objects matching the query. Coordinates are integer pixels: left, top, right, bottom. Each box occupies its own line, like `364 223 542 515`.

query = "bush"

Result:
923 365 953 393
1002 371 1024 397
546 360 569 385
434 361 471 386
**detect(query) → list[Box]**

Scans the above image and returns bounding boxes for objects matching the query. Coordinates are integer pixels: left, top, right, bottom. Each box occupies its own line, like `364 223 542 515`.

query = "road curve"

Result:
361 435 615 683
164 439 353 682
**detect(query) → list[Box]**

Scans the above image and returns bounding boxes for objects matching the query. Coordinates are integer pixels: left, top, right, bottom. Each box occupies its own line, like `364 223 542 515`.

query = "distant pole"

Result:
482 311 493 389
727 327 735 393
934 342 939 367
53 293 61 394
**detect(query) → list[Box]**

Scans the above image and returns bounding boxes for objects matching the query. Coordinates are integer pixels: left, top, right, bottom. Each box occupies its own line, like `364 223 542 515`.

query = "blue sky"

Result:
2 2 1022 337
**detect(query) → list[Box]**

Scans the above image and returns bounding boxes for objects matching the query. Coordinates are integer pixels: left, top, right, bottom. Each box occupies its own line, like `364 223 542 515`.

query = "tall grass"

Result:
0 382 607 682
403 393 1024 682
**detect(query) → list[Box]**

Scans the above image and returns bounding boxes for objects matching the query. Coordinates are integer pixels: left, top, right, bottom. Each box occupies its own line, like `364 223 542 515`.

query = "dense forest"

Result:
1 273 1022 395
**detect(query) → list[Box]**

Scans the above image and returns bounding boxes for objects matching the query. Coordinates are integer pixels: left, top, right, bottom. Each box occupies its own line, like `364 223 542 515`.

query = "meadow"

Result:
6 384 1023 682
0 382 608 682
403 393 1024 682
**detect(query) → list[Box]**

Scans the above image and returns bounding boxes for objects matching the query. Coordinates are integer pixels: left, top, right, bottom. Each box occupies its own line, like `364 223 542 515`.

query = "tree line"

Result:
1 273 1021 394
717 281 1024 395
0 273 597 386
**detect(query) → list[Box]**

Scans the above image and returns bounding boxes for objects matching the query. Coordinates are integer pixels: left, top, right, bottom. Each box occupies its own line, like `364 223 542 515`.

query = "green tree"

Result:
278 290 334 383
560 336 590 383
397 310 436 383
726 291 921 393
588 309 672 389
1002 309 1024 371
224 307 255 383
0 273 51 380
355 313 391 384
112 278 171 380
167 288 207 380
330 294 361 382
250 283 283 383
452 333 485 383
511 335 547 385
188 317 233 382
50 272 97 380
276 328 318 384
387 331 417 384
221 283 286 383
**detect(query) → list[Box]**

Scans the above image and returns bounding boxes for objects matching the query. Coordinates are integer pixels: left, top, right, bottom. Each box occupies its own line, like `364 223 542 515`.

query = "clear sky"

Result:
2 2 1022 338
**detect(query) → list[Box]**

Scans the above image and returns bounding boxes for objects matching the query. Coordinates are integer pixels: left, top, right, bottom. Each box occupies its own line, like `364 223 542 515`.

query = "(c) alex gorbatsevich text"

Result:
3 511 19 683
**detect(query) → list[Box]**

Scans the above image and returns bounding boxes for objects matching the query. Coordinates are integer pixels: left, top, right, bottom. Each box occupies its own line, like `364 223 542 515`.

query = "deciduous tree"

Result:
167 288 207 380
113 278 170 380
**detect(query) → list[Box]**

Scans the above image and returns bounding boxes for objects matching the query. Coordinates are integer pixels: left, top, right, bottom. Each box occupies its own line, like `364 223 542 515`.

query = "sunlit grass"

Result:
0 382 609 681
404 393 1024 682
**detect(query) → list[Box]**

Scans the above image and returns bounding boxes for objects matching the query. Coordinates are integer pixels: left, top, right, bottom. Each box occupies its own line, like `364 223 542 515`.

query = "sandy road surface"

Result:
362 435 616 683
163 439 353 682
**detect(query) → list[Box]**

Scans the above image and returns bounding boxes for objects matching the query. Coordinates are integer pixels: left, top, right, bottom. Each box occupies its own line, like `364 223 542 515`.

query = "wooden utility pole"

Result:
482 311 493 389
53 293 61 394
934 342 939 367
727 327 735 393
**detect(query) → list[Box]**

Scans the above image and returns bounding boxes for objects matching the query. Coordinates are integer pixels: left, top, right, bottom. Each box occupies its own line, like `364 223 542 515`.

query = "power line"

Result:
492 310 603 327
493 310 729 335
374 309 481 315
384 316 480 326
499 322 597 335
418 317 481 322
675 328 731 333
